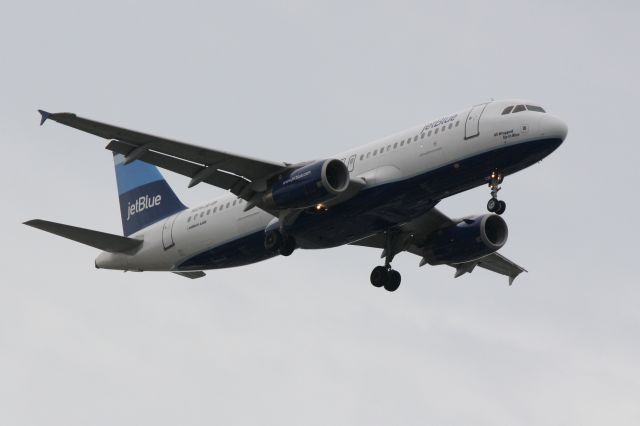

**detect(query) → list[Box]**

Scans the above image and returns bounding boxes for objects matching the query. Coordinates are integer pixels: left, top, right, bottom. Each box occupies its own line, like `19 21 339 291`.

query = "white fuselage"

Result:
96 99 567 272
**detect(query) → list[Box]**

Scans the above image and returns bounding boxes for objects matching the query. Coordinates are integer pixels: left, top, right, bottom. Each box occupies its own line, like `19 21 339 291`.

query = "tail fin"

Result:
114 153 187 236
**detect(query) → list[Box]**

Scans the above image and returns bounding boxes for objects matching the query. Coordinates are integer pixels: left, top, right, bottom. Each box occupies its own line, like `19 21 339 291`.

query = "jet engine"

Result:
263 159 350 209
424 214 508 264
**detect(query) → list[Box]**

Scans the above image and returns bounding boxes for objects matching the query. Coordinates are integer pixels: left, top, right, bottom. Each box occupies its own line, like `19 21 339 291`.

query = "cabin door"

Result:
464 103 488 139
162 214 179 250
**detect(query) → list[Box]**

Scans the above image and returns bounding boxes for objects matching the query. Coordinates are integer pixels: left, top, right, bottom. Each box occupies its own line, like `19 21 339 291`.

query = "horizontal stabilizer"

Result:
173 271 206 279
24 219 142 253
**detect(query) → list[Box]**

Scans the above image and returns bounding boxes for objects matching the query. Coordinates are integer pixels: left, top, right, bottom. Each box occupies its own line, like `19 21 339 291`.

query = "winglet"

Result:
38 109 52 126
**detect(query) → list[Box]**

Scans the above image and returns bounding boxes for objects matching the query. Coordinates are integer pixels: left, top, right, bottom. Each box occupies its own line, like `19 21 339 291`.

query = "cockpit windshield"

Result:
501 104 546 114
526 105 546 113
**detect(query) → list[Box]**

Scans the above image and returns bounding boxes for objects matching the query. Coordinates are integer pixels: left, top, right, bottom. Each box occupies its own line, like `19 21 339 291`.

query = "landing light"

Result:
315 203 328 212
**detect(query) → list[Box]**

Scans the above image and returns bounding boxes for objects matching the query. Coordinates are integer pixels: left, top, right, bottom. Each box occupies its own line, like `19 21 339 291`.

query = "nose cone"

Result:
544 114 568 142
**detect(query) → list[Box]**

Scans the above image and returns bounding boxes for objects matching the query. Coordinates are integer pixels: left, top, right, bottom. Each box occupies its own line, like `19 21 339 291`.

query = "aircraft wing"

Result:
350 208 527 285
38 110 292 213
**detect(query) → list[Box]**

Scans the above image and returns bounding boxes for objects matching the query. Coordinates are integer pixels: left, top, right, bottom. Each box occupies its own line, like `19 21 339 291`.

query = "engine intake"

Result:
264 159 350 209
424 214 508 265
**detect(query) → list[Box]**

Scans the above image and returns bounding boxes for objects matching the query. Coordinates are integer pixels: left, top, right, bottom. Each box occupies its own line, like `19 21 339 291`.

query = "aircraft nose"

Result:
544 114 568 141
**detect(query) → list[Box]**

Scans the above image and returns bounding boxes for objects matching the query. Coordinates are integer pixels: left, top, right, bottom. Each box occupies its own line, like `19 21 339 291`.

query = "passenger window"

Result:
387 144 391 151
200 212 204 218
226 202 230 208
420 133 425 139
360 154 364 160
366 152 370 158
393 142 398 149
213 207 217 212
526 105 546 113
373 149 377 156
502 106 514 115
428 130 432 136
233 200 237 206
441 126 445 132
455 121 460 127
448 123 453 129
400 140 405 146
206 209 211 215
187 216 191 222
435 128 439 134
512 104 526 113
413 136 418 142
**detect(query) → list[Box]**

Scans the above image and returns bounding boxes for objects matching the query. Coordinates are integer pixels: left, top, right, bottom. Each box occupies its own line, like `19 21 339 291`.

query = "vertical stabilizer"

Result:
114 154 187 236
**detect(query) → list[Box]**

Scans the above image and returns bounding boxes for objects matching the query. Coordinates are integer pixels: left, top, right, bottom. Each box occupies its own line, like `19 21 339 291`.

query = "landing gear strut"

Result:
264 230 296 256
486 170 507 215
370 229 402 292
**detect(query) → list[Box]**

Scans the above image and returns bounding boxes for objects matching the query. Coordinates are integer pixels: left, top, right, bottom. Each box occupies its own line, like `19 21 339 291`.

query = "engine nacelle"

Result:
424 214 508 265
264 159 350 209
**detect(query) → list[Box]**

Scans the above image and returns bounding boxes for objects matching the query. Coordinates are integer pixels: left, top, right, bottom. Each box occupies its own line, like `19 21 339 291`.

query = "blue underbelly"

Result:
178 138 562 271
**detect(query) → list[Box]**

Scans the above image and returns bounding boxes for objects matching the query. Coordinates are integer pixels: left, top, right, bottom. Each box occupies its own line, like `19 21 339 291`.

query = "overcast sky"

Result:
1 1 639 425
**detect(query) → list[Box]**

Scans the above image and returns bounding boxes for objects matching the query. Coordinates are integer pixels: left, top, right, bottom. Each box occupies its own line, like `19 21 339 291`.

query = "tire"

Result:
279 236 296 256
384 269 401 292
264 230 282 252
496 200 507 215
487 198 498 212
370 266 388 288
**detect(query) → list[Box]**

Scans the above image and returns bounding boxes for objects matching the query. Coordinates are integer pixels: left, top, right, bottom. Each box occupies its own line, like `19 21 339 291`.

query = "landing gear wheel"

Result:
370 266 388 288
279 236 296 256
487 198 498 213
495 200 507 215
264 230 282 252
384 269 401 292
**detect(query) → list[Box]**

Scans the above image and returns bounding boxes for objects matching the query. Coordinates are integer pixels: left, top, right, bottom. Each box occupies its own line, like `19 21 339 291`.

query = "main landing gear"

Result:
264 230 296 256
486 170 507 215
370 229 402 292
370 265 401 292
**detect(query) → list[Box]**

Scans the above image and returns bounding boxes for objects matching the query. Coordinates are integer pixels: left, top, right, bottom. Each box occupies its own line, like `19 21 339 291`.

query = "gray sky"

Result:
1 1 639 425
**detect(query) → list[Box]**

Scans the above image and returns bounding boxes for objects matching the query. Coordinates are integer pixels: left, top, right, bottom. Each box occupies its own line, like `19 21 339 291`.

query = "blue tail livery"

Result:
114 153 187 236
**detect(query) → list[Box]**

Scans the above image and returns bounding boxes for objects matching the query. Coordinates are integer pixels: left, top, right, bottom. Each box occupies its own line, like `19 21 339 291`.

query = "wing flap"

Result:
24 219 142 253
106 140 250 194
474 252 527 285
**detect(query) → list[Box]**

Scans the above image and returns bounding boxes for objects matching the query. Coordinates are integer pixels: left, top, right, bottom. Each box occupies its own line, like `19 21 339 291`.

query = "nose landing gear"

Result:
487 170 506 215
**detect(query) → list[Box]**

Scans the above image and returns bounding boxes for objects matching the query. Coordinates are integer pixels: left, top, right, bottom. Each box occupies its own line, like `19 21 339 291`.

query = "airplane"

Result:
25 100 567 292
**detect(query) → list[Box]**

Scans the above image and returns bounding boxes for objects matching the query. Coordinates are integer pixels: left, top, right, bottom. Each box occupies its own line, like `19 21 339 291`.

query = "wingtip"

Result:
38 109 51 126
